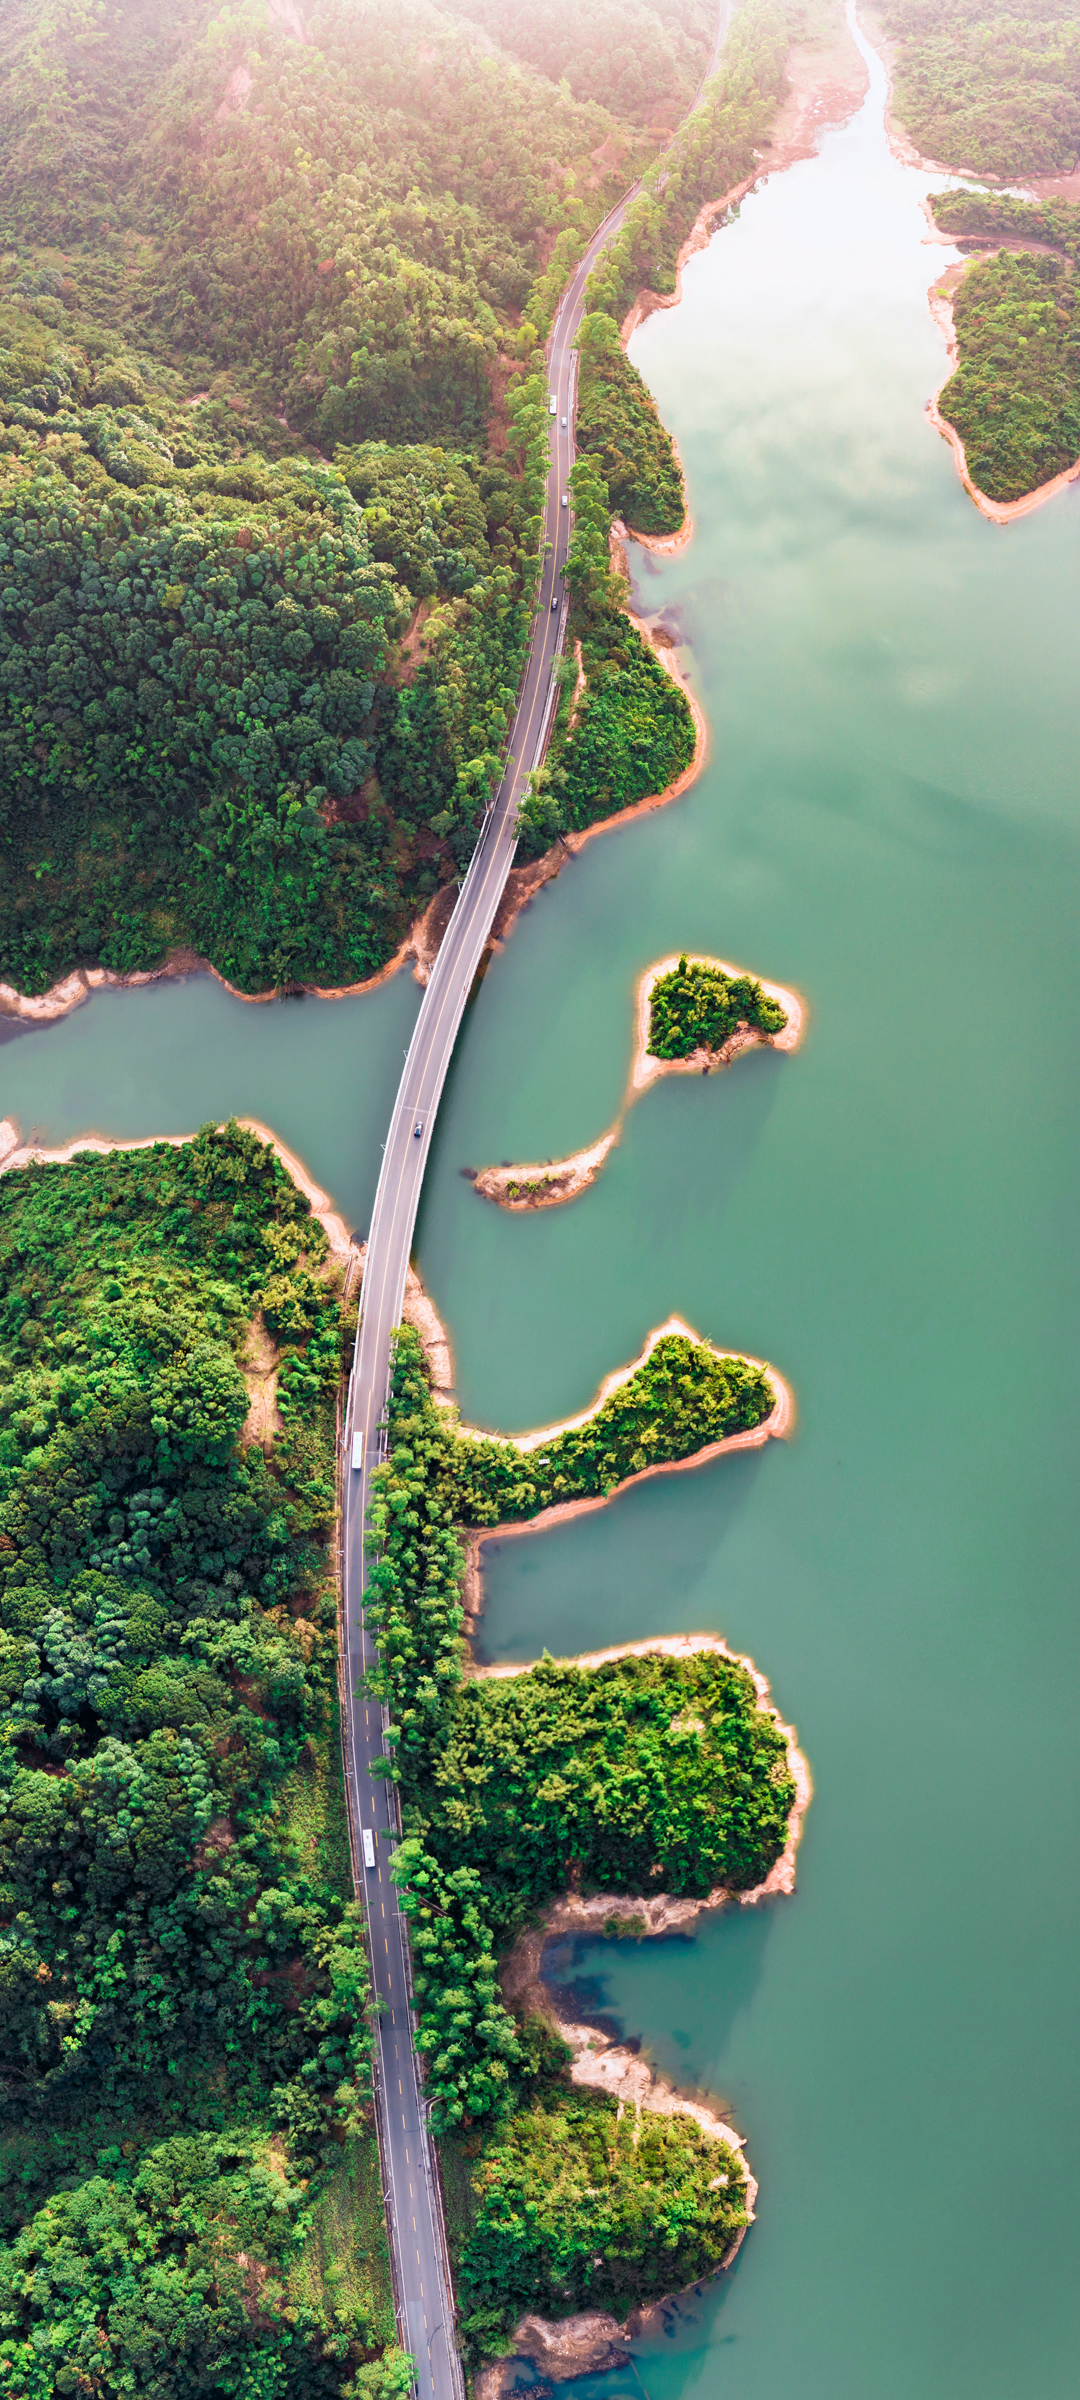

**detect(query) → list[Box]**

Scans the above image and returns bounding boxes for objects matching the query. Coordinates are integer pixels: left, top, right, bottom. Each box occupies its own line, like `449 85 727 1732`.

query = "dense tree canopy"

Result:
455 2086 749 2351
0 1128 396 2391
883 0 1080 180
361 1328 788 2145
648 955 788 1056
0 0 795 993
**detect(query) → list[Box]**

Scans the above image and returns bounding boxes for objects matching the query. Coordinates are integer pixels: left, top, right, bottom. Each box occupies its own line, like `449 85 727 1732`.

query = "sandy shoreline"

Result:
471 951 805 1215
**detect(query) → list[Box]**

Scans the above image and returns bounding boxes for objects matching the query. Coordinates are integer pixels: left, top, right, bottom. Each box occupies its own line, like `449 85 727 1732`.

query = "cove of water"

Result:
4 14 1079 2393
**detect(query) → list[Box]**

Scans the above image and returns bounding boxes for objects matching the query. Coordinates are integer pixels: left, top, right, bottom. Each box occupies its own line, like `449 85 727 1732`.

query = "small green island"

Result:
648 954 789 1058
366 1327 797 2369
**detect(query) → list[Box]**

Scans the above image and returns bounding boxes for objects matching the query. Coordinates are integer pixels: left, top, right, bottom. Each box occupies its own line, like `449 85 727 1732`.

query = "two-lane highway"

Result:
340 15 732 2399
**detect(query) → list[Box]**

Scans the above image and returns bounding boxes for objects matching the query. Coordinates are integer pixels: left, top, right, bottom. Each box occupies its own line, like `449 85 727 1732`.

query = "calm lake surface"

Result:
4 13 1079 2393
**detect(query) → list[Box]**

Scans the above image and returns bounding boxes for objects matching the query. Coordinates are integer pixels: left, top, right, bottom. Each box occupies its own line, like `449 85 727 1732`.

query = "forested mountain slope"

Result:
0 0 792 999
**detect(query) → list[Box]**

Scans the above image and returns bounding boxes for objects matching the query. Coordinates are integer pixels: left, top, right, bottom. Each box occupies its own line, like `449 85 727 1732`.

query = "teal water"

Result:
4 13 1080 2393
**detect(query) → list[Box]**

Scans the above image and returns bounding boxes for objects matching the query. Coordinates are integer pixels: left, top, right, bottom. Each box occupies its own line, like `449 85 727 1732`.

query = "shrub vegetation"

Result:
648 955 788 1056
575 313 685 534
454 2082 749 2354
361 1328 786 2136
882 0 1080 182
928 194 1080 501
0 1126 400 2393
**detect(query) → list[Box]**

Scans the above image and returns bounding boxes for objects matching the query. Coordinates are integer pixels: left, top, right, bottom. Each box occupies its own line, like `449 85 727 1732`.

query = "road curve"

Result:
340 15 731 2399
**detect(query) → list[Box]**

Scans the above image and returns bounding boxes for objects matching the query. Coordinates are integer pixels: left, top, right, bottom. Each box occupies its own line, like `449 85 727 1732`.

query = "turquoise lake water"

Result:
3 13 1079 2393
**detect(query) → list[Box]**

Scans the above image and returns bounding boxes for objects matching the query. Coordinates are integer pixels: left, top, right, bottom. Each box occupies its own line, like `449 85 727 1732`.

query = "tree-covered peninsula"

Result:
0 0 796 996
928 193 1080 503
363 1327 794 2365
0 1153 795 2380
0 1126 405 2396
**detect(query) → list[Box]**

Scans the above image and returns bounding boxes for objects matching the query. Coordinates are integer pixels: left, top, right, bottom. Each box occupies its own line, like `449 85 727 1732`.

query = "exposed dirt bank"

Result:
621 17 870 359
927 266 1080 523
858 6 954 176
471 951 804 1215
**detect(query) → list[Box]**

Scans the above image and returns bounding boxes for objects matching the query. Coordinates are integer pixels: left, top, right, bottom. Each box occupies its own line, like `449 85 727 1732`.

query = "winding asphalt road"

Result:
339 14 731 2398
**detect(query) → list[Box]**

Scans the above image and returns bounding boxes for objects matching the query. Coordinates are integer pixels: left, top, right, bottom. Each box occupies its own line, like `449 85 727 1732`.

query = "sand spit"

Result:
471 951 804 1215
472 1628 811 2400
927 267 1080 523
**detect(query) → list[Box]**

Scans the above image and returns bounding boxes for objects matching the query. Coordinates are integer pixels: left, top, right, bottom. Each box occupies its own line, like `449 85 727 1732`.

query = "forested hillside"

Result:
364 1326 790 2362
0 1125 406 2395
0 0 796 997
881 0 1080 180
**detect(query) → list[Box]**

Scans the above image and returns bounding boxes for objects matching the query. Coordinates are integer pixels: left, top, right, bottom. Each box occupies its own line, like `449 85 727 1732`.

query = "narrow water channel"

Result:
4 14 1079 2393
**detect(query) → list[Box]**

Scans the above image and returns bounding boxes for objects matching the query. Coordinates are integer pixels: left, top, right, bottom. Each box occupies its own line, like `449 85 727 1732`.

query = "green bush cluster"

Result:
574 312 685 533
362 1327 784 2145
649 954 788 1056
937 248 1080 502
0 1126 398 2392
455 2085 749 2352
883 0 1080 180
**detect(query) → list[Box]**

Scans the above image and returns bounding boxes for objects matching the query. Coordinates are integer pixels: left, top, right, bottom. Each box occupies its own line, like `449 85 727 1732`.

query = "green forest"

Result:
937 246 1080 500
448 2081 750 2358
0 0 797 994
882 0 1080 180
0 1141 790 2377
648 954 788 1056
928 192 1080 501
575 310 685 532
0 1127 407 2396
